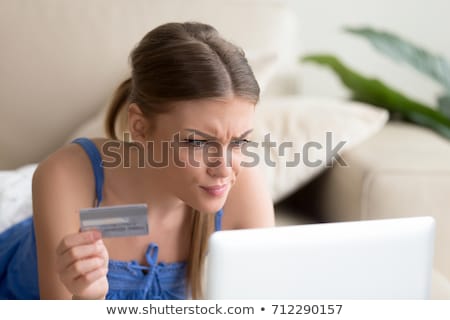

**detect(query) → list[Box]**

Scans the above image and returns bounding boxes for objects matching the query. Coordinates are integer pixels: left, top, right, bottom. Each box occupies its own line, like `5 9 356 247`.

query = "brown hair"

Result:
105 22 260 299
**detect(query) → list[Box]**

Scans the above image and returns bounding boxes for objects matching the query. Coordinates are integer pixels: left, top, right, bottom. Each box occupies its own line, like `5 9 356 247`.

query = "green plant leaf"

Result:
302 54 450 139
344 26 450 91
438 94 450 119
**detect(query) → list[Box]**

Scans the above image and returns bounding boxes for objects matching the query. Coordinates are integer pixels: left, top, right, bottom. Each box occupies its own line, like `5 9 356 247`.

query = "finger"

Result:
71 267 109 299
97 240 109 266
64 257 106 280
57 240 105 272
77 266 108 284
56 230 102 255
62 267 108 299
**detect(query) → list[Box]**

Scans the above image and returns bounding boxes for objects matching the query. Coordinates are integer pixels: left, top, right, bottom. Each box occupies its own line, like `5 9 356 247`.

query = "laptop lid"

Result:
205 216 435 299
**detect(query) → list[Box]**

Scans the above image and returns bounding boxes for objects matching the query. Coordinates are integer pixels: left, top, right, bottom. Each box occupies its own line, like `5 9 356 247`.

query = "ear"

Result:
128 103 151 143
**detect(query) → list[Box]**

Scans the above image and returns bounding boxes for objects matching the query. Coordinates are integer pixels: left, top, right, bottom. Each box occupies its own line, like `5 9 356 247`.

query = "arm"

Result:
223 164 275 229
32 145 108 299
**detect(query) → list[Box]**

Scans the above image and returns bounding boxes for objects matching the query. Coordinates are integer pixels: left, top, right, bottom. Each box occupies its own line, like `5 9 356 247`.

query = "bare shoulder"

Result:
33 137 123 205
33 141 96 202
222 165 275 230
33 138 110 191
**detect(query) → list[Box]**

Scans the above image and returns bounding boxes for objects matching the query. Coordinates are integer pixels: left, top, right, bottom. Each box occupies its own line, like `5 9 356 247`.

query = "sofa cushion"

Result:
0 164 37 233
252 96 388 202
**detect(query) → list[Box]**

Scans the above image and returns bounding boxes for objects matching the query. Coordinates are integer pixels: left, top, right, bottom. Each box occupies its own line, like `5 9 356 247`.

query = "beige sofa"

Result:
1 0 449 299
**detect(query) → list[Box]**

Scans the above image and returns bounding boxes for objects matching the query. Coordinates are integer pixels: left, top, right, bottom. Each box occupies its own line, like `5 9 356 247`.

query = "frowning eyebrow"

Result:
184 128 253 140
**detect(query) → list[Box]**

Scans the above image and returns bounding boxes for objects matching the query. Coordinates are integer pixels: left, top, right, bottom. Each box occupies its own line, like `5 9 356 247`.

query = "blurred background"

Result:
0 0 449 298
290 0 450 106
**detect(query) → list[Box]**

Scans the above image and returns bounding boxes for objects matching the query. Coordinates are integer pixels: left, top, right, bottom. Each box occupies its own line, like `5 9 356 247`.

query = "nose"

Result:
206 151 233 179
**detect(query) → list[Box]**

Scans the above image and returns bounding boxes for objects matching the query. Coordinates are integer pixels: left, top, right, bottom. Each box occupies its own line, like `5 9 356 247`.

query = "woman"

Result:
0 22 274 300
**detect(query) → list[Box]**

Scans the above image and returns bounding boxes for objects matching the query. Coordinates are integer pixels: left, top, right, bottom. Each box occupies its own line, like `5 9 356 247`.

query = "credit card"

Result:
80 204 149 238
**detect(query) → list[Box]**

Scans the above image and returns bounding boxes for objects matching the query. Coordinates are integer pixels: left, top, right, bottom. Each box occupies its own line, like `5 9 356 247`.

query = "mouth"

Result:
200 184 228 197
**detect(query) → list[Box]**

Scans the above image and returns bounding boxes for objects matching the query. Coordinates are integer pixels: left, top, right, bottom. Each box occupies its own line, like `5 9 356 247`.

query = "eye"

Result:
184 139 209 148
230 139 250 148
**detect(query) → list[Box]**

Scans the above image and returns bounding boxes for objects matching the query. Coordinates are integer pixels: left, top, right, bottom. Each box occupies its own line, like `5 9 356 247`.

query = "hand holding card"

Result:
80 204 149 238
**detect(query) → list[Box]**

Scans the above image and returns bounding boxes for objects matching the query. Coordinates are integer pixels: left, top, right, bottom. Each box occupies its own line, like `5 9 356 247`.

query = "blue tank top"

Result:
0 137 224 299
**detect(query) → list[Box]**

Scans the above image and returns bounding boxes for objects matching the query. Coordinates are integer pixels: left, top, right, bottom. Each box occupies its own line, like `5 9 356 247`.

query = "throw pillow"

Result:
251 96 388 202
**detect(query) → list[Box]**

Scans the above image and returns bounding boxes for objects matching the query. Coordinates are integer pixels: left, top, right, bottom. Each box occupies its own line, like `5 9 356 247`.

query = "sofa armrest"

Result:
312 122 450 299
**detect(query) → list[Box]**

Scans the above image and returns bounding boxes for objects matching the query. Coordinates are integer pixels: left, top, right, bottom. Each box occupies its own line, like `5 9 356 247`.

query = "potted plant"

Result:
302 27 450 139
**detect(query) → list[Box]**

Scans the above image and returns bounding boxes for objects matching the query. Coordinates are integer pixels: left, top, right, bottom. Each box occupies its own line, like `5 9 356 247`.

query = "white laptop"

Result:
205 216 435 299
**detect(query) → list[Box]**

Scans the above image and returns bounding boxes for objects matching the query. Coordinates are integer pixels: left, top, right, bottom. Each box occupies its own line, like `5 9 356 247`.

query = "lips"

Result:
200 184 228 196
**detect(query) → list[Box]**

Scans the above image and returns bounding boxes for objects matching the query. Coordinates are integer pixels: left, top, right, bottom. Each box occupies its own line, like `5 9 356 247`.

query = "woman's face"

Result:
147 97 255 214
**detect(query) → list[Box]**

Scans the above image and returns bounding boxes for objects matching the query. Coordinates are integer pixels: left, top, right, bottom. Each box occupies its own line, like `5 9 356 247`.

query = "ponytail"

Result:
187 209 215 299
105 78 132 140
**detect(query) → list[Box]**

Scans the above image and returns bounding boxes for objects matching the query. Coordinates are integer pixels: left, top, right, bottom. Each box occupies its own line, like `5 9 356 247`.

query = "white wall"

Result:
288 0 450 106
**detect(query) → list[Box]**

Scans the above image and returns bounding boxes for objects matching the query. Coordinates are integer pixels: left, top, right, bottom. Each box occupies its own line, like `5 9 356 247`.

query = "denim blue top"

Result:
0 137 224 299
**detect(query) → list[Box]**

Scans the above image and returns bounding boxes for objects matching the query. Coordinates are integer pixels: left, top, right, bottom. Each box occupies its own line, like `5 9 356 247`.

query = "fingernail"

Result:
96 240 104 249
92 230 102 240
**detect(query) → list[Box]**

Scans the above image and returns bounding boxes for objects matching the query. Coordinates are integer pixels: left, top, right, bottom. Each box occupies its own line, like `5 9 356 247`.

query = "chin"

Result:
190 192 229 214
192 200 226 214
